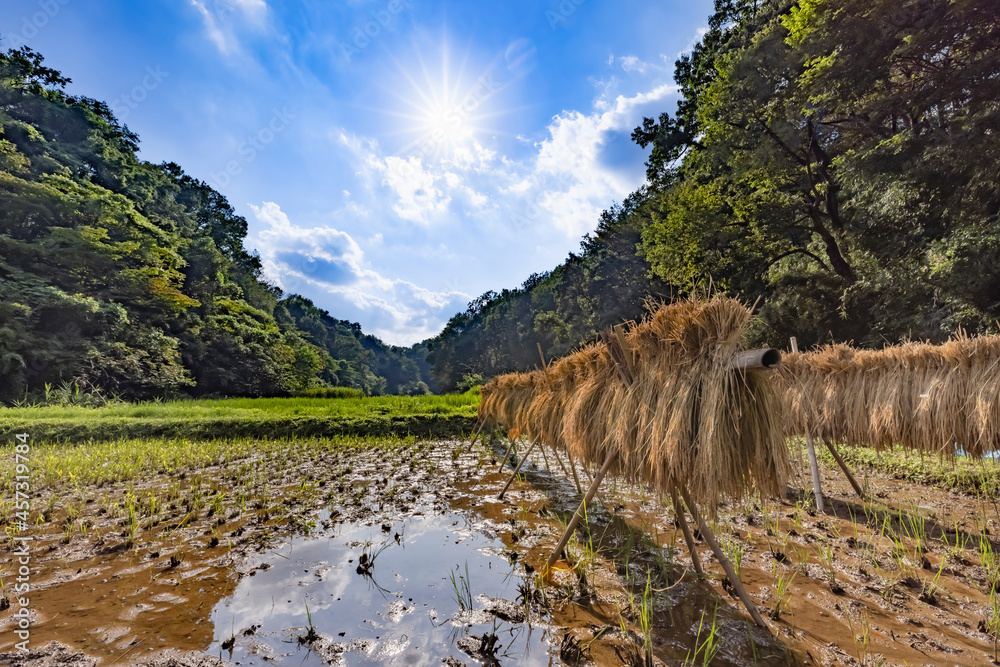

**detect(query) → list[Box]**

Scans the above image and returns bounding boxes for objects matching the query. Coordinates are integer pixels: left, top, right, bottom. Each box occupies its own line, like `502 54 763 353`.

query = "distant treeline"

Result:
428 0 1000 391
0 47 432 403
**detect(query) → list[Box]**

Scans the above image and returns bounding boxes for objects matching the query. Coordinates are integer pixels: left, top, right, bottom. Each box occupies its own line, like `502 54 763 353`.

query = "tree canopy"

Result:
637 0 999 345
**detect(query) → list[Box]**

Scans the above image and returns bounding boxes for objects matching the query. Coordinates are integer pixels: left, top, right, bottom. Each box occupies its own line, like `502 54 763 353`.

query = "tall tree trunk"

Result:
809 212 856 283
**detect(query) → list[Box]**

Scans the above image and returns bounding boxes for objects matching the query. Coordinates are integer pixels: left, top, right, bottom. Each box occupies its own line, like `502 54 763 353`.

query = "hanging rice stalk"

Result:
479 297 789 511
775 333 1000 458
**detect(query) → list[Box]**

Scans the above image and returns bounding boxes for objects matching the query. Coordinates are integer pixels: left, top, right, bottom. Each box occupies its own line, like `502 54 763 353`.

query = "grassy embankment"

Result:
0 393 479 444
797 436 1000 495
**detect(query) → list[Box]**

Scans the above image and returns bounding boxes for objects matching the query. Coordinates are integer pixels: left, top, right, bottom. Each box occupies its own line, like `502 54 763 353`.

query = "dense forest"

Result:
0 47 432 403
428 0 1000 391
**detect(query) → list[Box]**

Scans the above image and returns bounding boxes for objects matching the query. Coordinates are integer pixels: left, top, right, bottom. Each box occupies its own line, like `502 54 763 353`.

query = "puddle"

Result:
210 511 556 665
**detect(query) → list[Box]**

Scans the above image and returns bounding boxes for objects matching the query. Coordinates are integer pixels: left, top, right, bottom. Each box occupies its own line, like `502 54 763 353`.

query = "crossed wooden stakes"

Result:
492 331 783 630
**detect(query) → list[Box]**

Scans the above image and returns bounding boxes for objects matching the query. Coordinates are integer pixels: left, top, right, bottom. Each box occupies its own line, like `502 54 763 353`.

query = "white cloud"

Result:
248 202 469 345
375 156 451 224
230 0 267 11
532 83 677 235
332 81 678 241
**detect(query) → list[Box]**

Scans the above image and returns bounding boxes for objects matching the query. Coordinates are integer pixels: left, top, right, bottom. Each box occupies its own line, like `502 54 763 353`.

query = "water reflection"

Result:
210 511 557 665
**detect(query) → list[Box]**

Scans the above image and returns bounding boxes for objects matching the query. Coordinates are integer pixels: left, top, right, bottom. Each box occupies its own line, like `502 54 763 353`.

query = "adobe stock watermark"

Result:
338 0 411 64
546 0 587 29
109 66 170 122
8 0 71 43
9 432 33 652
209 106 295 189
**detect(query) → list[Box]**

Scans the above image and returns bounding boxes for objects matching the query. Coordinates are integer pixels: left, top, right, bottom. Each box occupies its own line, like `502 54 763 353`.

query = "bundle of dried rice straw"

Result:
479 297 789 510
776 334 1000 458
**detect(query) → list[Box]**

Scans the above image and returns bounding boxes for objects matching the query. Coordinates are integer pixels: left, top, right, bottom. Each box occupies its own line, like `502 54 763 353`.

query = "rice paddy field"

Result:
0 394 479 443
3 394 1000 665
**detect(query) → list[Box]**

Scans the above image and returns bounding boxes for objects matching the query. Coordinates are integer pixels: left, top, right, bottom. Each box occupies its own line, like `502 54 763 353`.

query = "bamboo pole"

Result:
679 484 768 630
545 448 618 572
824 440 865 499
791 337 825 512
499 437 541 499
670 487 703 575
729 348 782 371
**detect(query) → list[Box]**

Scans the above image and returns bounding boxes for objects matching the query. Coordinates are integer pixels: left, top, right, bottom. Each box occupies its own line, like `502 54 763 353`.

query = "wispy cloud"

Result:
678 26 708 58
606 53 675 77
189 0 269 55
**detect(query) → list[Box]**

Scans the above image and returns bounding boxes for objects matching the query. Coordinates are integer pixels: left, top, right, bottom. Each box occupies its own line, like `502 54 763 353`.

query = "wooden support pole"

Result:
499 437 540 499
565 450 584 495
679 484 769 630
539 440 553 472
804 433 824 512
466 419 486 452
497 436 518 474
546 450 617 573
825 440 865 499
670 487 703 575
791 337 825 512
550 445 575 485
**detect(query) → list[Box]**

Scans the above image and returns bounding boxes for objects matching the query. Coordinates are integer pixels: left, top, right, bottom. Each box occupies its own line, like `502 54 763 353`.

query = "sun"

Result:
379 34 510 161
422 99 475 147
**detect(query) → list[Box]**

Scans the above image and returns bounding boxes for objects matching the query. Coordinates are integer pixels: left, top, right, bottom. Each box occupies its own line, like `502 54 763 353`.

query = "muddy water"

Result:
211 511 558 665
4 436 1000 666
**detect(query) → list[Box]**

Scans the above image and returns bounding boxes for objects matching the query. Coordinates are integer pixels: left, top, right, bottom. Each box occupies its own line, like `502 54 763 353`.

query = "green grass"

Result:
796 437 1000 494
294 386 366 399
0 394 479 443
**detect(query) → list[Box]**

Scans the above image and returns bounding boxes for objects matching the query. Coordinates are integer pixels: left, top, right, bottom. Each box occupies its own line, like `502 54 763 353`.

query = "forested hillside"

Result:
428 0 1000 390
0 47 431 403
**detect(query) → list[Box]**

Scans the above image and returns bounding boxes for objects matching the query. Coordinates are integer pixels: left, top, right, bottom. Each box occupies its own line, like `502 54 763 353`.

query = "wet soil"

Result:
1 435 999 665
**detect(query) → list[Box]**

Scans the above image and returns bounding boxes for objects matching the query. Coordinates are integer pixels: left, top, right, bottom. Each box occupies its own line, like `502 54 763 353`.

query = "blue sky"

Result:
1 0 712 345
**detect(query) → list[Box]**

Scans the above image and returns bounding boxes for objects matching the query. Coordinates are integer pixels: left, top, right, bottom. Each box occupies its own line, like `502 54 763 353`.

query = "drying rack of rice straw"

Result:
776 334 1000 473
477 297 790 629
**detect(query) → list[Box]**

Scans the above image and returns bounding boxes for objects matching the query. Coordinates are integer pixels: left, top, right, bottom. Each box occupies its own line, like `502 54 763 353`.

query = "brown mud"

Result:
0 435 998 665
